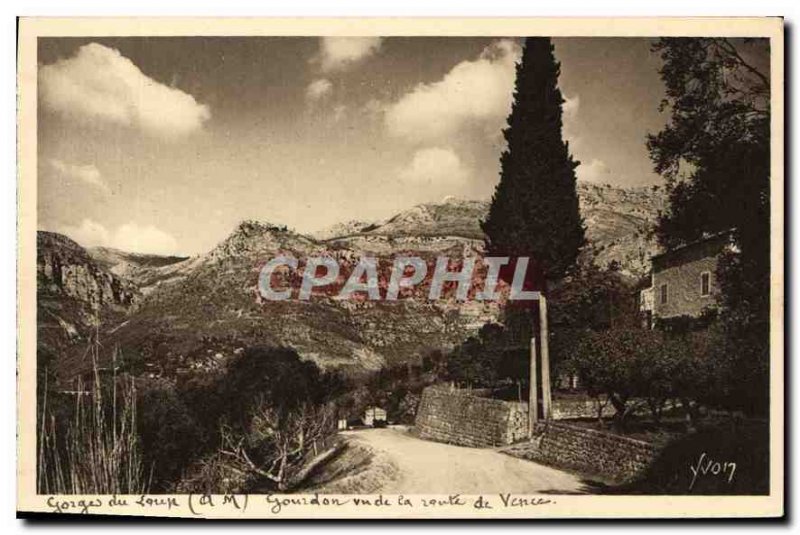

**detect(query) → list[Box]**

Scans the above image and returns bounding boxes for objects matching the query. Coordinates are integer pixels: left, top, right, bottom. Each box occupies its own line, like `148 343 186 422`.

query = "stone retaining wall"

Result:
415 385 528 447
503 421 660 483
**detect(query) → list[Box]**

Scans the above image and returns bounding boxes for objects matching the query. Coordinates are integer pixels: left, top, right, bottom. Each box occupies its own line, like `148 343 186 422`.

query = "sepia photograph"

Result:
16 17 784 518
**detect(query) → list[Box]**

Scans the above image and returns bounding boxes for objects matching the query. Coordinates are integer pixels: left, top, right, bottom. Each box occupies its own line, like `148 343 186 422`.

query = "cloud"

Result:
306 78 333 101
385 39 521 144
576 158 612 184
49 159 109 193
61 218 179 255
563 94 580 122
562 94 581 144
318 37 383 72
113 223 180 255
61 219 111 248
39 43 210 139
399 147 471 186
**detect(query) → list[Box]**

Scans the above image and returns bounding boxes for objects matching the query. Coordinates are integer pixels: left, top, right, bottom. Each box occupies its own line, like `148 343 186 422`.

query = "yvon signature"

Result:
689 452 737 491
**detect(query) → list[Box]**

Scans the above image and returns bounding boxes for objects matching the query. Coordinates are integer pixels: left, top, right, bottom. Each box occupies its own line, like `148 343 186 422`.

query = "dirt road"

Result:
319 427 589 494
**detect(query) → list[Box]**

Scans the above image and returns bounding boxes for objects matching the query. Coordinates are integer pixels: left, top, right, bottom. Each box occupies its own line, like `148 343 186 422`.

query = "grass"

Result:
37 346 150 495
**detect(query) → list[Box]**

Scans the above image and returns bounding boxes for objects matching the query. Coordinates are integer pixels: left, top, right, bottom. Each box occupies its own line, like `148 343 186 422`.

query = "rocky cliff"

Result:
37 232 140 372
38 231 139 311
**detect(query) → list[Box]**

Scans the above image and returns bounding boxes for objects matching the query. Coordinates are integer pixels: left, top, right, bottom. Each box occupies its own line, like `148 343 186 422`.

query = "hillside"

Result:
86 246 189 294
38 182 663 382
578 183 666 276
37 231 139 373
95 220 497 378
316 183 665 276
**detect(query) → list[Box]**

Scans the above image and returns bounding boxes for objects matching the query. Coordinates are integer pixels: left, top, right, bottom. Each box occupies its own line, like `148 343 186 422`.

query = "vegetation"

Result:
174 346 345 493
37 348 149 494
482 37 585 285
603 420 769 495
38 342 347 494
648 38 771 416
568 327 697 428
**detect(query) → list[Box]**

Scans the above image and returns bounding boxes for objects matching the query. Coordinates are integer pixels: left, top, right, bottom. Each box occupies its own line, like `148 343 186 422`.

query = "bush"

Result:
137 379 202 491
176 346 342 493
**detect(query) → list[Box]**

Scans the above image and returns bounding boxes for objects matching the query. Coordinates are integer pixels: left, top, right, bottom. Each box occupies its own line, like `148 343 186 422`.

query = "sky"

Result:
37 36 671 256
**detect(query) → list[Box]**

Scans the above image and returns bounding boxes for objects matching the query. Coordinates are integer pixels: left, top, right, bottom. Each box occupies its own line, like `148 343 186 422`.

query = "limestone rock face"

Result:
37 231 138 311
37 232 143 373
314 182 665 278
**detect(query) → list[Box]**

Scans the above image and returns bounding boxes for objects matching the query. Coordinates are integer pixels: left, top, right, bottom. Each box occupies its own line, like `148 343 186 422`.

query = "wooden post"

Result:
539 295 552 420
528 335 538 438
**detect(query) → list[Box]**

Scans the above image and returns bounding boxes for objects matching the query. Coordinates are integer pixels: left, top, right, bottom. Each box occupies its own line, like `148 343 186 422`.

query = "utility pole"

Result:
539 295 552 420
528 335 538 437
528 294 552 438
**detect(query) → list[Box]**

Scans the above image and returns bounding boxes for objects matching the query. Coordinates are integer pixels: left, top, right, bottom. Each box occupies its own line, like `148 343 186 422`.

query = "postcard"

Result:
16 17 784 519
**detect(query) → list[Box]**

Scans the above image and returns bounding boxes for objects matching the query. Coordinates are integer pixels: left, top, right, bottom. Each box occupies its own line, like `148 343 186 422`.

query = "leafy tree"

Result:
571 328 647 428
481 37 585 286
549 253 640 380
443 323 507 388
648 38 770 415
550 254 637 331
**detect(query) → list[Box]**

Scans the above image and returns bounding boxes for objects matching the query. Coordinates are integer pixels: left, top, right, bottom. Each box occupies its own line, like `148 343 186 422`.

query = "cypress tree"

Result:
481 37 585 289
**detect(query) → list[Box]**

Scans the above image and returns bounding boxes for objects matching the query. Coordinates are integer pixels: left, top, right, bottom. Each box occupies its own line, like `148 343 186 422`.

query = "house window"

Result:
701 272 711 296
659 283 668 305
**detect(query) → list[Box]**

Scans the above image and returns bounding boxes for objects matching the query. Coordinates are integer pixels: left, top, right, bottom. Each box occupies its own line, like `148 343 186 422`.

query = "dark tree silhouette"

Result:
481 37 585 288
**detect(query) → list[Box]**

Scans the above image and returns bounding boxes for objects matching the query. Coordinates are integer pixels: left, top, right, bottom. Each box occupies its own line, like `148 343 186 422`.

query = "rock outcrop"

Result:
38 231 138 311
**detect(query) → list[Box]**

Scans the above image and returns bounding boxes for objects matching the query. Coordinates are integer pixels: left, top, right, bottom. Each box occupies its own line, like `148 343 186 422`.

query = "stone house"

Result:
640 231 736 327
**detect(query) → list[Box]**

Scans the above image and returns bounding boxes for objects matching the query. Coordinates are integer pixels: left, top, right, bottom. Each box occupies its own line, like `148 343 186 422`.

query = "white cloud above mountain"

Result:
49 159 109 193
39 43 210 139
384 39 521 144
61 218 179 255
317 37 383 72
576 158 612 184
398 147 471 187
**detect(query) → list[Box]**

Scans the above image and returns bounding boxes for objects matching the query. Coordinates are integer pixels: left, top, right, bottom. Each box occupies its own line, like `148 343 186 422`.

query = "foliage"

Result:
175 346 344 493
548 254 640 379
569 327 709 428
137 379 202 491
215 346 346 429
481 37 585 285
443 257 638 394
550 254 638 331
648 38 770 416
215 400 336 491
648 38 769 195
442 323 508 388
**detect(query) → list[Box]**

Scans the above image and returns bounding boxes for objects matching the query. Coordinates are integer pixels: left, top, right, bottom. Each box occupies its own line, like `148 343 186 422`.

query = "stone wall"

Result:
415 385 528 447
551 397 614 420
503 421 659 483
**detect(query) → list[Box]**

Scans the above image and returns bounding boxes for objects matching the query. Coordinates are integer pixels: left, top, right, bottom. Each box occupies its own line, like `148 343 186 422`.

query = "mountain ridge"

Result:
38 181 665 381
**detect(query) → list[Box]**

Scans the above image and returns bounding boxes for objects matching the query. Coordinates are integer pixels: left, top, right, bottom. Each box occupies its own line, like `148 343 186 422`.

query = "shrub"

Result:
176 346 341 493
137 379 202 491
